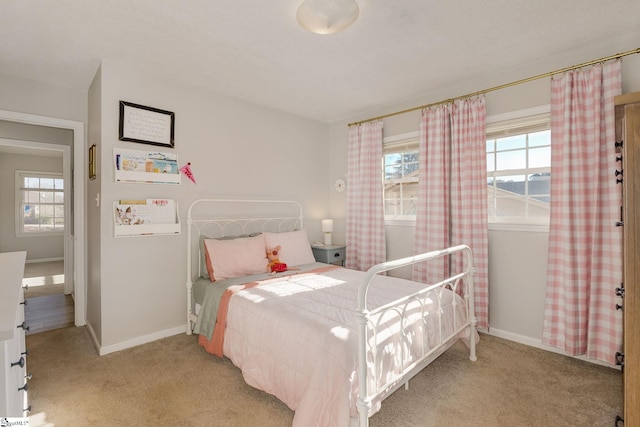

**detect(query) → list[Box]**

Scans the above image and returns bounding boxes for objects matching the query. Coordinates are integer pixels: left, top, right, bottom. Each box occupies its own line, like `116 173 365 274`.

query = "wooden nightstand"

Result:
311 244 346 266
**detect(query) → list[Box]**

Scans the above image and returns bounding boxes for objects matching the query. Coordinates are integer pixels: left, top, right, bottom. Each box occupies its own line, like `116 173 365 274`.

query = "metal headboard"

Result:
184 198 304 331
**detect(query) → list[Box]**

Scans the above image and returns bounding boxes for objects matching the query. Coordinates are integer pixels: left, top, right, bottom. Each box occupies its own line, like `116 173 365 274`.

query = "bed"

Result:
185 198 478 427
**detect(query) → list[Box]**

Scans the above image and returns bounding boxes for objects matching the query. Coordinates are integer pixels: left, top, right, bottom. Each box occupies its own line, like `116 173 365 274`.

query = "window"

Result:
382 109 551 228
383 133 419 221
486 110 551 227
16 171 64 235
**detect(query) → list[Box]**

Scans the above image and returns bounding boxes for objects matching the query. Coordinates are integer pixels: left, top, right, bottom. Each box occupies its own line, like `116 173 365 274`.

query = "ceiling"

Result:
1 1 639 123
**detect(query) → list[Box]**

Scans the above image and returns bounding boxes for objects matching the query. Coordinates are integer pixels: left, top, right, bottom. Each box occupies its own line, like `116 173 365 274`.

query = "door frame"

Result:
0 109 86 327
2 138 72 294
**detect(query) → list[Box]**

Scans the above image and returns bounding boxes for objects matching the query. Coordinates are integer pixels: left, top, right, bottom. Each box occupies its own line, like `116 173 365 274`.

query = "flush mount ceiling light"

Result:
296 0 360 35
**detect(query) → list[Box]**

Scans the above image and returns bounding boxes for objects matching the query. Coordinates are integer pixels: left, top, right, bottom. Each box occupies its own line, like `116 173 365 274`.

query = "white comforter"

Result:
222 266 469 427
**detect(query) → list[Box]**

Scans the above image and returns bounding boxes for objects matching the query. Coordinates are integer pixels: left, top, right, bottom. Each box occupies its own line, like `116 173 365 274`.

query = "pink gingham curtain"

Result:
413 97 489 329
543 61 622 365
346 121 386 271
413 103 451 282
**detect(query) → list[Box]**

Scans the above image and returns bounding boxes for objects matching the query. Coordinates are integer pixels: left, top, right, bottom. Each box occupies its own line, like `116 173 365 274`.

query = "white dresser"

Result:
0 251 29 417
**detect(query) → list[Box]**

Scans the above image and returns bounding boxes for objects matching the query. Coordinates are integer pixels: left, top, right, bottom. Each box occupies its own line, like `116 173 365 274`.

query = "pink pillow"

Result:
263 230 315 267
204 234 267 281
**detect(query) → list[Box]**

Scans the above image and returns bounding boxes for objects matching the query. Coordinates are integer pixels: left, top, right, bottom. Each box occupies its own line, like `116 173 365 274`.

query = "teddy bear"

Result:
266 245 288 274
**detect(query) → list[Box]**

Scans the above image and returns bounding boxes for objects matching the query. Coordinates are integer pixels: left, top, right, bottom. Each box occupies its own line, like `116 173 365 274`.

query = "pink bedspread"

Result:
199 265 338 357
199 266 469 427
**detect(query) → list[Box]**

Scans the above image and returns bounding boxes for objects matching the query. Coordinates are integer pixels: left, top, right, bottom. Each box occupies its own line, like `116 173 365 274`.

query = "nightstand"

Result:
311 244 346 266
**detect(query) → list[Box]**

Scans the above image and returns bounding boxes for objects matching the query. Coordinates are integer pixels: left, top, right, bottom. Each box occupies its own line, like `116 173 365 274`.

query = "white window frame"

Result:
382 107 551 231
15 170 65 237
383 131 419 225
486 105 551 232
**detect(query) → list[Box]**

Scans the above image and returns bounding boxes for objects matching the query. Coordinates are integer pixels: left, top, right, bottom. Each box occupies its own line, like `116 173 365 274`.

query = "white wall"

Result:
0 119 76 263
0 71 88 328
0 152 64 260
0 65 332 354
3 42 640 355
328 45 640 348
0 74 87 123
0 121 74 146
86 66 103 343
90 60 331 352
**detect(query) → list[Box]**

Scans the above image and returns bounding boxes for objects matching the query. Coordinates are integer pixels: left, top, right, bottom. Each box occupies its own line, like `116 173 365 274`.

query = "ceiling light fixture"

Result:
296 0 360 35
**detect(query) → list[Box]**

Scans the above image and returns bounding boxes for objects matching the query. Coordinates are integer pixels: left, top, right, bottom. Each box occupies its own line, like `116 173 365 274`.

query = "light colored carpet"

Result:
24 328 622 426
23 261 65 299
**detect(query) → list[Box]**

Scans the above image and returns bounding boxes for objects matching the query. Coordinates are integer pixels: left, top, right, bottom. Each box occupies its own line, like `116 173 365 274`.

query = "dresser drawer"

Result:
0 251 28 417
1 305 28 417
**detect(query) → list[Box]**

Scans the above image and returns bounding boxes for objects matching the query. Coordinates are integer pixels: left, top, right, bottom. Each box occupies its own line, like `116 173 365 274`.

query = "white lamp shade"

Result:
322 219 334 233
296 0 360 35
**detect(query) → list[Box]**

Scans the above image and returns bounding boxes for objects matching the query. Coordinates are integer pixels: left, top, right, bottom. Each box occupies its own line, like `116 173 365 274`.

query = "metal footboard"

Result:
355 244 477 427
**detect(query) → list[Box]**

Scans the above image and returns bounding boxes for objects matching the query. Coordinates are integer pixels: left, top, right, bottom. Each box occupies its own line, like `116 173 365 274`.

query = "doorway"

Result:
0 139 74 333
0 110 86 328
22 260 74 334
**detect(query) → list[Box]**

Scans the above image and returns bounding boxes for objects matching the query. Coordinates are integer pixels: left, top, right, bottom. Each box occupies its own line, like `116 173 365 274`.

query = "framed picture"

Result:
119 101 175 148
89 144 96 180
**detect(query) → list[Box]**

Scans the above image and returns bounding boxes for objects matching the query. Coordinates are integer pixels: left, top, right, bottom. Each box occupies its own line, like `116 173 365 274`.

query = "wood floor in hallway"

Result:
23 260 74 335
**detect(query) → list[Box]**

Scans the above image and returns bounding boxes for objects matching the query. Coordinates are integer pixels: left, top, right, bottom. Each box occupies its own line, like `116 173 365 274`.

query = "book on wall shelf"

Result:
114 148 180 184
113 198 180 237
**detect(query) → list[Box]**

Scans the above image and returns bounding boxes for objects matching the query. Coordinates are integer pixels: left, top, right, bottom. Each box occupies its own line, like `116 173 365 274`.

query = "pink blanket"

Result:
199 266 339 357
200 266 469 427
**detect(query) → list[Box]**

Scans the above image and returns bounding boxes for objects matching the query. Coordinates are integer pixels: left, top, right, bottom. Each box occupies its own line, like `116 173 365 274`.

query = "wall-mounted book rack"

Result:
114 148 180 184
113 199 180 237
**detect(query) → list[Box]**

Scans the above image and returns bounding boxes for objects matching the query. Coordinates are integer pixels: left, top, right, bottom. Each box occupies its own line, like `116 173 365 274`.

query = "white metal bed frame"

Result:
185 199 477 427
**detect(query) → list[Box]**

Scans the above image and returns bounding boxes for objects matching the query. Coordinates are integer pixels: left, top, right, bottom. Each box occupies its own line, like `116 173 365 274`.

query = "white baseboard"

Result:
98 325 187 356
488 327 618 369
25 257 64 264
85 322 616 368
84 321 101 354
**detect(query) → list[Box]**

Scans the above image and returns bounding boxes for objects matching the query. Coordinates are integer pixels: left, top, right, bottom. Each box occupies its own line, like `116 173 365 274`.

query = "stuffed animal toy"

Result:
266 246 288 274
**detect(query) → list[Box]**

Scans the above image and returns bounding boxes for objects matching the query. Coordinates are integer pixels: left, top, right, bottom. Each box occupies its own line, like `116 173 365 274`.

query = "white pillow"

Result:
204 234 267 281
263 230 315 267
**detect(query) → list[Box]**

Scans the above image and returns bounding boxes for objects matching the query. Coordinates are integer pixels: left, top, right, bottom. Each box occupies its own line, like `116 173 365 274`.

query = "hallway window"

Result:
16 171 64 235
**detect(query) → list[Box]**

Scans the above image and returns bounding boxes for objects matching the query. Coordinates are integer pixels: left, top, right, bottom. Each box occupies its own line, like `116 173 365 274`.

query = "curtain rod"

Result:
348 47 640 127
